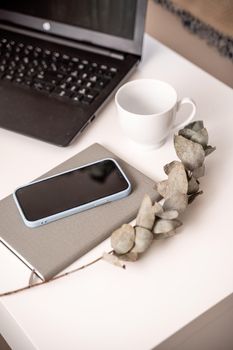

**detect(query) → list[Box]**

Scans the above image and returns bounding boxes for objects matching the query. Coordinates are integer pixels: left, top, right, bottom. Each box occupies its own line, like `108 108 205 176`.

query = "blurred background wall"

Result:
145 0 233 88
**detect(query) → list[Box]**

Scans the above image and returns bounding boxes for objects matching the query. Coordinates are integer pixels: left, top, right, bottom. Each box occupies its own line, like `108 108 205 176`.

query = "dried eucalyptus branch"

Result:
110 120 216 262
0 120 215 296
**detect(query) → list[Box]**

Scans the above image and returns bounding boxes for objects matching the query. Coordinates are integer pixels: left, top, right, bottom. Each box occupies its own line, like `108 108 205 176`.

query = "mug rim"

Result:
115 78 178 117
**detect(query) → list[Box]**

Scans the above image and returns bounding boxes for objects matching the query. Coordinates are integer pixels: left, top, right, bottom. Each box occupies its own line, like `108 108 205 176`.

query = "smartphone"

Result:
13 158 131 228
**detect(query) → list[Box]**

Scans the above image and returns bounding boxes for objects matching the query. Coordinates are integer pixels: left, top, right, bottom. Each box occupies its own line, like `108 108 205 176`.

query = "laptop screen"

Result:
0 0 137 40
0 0 147 55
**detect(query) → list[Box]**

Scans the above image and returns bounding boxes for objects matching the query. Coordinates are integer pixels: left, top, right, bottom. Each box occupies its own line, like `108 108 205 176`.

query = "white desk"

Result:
1 34 233 350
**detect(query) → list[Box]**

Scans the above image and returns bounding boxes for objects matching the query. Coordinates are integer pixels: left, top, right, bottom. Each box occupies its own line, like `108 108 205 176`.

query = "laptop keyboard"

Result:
0 36 118 105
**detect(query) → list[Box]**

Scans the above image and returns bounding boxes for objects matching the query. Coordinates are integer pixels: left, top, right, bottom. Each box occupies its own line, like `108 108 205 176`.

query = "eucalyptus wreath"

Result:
0 120 215 296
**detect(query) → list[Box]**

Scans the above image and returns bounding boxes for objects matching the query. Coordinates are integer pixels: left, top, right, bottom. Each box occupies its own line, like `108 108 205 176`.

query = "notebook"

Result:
0 143 160 280
0 1 147 146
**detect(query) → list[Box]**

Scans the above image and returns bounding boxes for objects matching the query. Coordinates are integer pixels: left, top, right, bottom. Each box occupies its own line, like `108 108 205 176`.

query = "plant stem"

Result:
0 252 112 297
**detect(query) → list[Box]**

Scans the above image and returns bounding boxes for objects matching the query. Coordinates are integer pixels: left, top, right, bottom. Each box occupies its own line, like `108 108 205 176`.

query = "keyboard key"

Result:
15 46 22 53
14 77 23 84
35 47 42 53
110 67 117 73
65 76 73 83
72 57 79 63
23 57 29 64
100 64 108 70
22 78 33 87
6 43 13 51
87 90 98 99
89 75 98 83
5 52 11 59
0 65 6 72
62 54 70 61
16 72 25 78
59 82 69 89
70 70 78 77
33 51 40 58
24 48 31 55
3 74 13 81
9 61 17 68
52 87 72 98
70 85 77 92
72 93 83 102
78 87 88 95
50 63 57 71
81 73 88 79
85 81 93 88
81 92 97 105
82 90 98 104
95 78 109 90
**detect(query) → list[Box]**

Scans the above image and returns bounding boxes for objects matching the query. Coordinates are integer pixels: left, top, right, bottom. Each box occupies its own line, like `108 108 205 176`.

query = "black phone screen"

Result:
15 159 129 221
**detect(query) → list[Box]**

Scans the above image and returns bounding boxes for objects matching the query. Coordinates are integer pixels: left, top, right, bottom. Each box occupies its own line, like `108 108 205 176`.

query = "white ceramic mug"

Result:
115 79 196 149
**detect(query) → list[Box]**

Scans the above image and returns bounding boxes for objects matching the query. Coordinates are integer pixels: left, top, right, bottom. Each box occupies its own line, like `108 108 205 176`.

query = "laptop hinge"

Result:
0 22 125 60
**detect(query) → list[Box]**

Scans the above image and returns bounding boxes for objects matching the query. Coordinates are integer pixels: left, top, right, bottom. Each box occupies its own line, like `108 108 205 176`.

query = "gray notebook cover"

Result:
0 143 160 280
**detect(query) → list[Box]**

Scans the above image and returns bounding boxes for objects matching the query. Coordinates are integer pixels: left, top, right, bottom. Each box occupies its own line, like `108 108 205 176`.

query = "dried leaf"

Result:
185 120 204 132
152 202 163 215
118 251 138 262
154 230 178 240
157 162 188 199
204 145 216 156
179 128 196 139
179 127 208 147
153 218 182 234
157 180 169 198
157 210 179 220
134 227 153 253
167 162 188 195
191 128 209 147
164 161 182 175
111 224 135 255
163 191 188 213
188 176 199 194
136 194 155 230
188 190 203 204
102 252 125 269
174 135 205 170
192 165 205 178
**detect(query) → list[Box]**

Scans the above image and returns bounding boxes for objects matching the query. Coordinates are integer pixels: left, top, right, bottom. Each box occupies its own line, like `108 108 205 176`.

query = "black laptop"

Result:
0 0 147 146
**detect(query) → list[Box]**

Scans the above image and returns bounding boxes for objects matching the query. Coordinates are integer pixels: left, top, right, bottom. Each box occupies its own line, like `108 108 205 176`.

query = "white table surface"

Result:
0 34 233 350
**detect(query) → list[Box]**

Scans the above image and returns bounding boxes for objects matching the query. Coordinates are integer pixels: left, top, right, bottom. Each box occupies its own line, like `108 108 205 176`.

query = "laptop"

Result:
0 0 147 146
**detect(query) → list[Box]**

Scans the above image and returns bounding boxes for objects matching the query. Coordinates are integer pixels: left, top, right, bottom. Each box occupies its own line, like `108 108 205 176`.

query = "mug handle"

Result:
172 97 196 130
